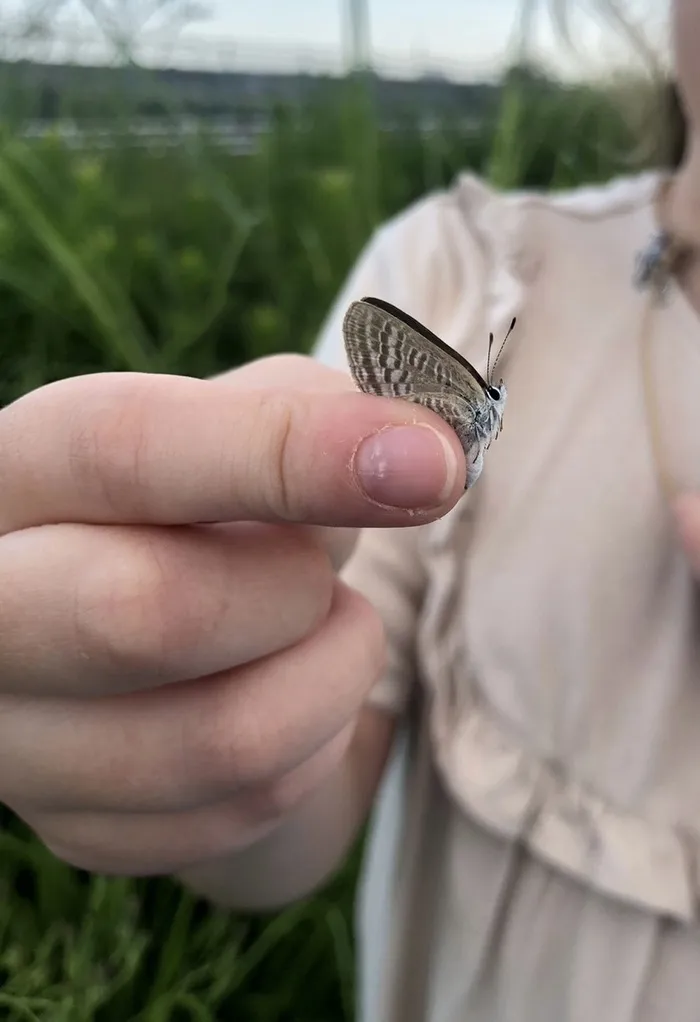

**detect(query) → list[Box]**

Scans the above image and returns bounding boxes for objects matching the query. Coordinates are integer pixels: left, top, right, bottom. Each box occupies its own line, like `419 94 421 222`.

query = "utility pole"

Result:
342 0 371 73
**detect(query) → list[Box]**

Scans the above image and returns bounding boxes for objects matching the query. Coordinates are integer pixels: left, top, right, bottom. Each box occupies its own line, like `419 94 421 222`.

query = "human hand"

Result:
0 354 464 875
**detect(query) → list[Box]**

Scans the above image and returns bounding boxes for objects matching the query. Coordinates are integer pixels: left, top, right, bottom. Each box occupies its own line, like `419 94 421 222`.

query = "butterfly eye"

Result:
487 385 502 401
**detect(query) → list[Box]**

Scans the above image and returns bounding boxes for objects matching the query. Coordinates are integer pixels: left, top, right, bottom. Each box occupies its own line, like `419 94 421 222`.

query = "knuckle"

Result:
73 534 205 683
262 728 352 817
184 584 384 798
67 382 154 519
275 529 334 637
229 781 303 828
216 694 282 788
343 587 388 689
252 392 305 522
245 776 309 823
233 768 325 829
178 672 275 794
259 778 306 819
194 706 276 794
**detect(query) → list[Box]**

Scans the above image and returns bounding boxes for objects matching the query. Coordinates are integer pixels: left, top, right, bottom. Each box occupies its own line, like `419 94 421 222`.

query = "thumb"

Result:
210 353 467 529
215 354 390 569
0 370 465 533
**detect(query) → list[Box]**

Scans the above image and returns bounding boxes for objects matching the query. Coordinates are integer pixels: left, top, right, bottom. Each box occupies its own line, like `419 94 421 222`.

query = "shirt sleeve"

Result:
310 184 490 715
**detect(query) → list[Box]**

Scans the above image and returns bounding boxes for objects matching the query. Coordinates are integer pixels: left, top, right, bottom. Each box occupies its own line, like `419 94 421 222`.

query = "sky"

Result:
192 0 530 74
2 0 668 82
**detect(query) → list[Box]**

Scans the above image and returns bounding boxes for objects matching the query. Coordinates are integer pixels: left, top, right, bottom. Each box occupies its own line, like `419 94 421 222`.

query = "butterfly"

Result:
342 296 515 489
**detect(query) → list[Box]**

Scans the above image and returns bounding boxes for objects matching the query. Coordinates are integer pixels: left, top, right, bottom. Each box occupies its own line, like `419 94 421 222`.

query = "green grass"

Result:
0 70 652 1020
0 75 637 405
0 807 362 1021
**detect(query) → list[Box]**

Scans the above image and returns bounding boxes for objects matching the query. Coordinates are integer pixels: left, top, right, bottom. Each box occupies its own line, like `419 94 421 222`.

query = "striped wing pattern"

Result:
342 298 488 403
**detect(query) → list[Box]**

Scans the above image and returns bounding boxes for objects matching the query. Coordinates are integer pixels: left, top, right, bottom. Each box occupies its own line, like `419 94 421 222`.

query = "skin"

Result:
0 355 464 882
176 0 700 911
4 0 700 907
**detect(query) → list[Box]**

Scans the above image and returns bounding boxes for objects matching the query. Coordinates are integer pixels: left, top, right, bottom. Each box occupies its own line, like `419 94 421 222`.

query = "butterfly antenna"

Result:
489 316 516 381
487 332 495 382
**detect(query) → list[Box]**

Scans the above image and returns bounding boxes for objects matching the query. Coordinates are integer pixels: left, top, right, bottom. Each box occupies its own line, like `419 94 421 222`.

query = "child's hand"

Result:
0 357 463 876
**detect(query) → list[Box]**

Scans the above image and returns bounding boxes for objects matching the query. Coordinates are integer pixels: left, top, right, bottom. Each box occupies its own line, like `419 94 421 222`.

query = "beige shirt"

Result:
314 170 700 1022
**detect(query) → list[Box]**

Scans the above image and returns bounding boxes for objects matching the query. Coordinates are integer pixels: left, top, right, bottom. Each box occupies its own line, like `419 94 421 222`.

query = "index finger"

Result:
0 370 466 533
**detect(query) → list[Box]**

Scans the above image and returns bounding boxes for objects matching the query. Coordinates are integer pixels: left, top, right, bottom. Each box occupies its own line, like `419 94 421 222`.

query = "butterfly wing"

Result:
342 296 490 403
342 297 506 488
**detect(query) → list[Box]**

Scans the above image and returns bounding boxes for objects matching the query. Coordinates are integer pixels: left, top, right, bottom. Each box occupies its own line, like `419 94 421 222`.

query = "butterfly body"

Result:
342 296 513 489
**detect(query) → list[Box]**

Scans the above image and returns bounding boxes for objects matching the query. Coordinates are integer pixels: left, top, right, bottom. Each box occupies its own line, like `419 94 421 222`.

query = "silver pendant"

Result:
342 296 515 489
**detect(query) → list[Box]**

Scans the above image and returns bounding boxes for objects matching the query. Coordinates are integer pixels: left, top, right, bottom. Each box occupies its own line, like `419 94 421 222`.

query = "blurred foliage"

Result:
0 60 656 1020
0 69 642 406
